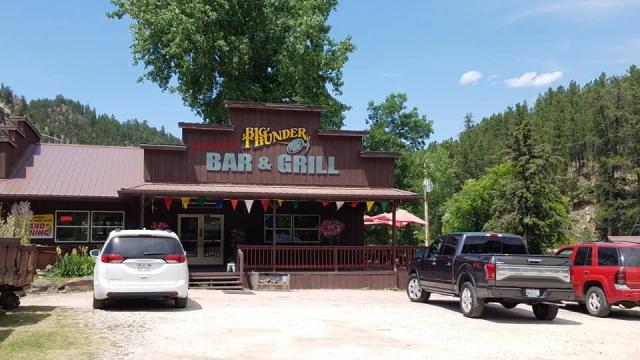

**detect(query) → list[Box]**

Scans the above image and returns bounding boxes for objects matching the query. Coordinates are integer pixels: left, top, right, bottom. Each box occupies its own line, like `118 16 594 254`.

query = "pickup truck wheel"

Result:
460 282 484 318
585 286 611 317
406 274 430 303
532 303 559 320
499 301 518 309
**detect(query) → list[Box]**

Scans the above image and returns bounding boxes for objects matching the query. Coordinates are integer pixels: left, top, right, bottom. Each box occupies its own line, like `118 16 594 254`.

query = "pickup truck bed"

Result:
407 232 575 320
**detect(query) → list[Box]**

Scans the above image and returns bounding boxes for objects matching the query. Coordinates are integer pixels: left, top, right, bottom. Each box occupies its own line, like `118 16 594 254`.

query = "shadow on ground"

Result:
0 306 57 343
102 297 202 312
563 303 640 321
425 299 582 325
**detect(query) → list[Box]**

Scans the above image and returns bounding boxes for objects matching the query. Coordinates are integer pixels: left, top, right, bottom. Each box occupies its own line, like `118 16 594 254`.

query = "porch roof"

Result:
118 182 419 201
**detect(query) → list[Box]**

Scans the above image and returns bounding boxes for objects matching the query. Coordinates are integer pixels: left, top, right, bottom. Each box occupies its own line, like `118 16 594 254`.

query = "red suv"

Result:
555 242 640 317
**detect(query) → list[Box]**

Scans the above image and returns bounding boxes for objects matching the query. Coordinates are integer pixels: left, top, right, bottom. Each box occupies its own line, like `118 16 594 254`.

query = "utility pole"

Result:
423 178 432 246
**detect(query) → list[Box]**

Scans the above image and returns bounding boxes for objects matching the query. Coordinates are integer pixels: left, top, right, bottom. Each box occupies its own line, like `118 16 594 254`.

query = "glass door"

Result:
177 214 224 265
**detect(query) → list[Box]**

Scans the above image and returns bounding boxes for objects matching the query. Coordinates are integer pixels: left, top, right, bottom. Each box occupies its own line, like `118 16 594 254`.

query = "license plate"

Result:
525 289 540 297
137 264 152 272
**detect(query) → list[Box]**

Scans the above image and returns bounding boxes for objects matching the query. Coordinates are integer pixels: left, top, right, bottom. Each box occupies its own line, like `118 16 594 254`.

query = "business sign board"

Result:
30 214 54 239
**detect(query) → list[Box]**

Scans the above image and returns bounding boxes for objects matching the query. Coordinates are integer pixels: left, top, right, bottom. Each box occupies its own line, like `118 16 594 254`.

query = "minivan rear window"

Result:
620 248 640 266
103 236 184 259
461 236 527 255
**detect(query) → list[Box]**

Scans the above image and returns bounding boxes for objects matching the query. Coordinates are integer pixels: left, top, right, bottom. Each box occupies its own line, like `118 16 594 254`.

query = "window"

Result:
460 236 527 255
91 211 124 242
556 248 574 257
103 236 183 259
426 239 444 259
442 237 459 256
573 247 592 266
55 211 90 242
620 248 640 266
264 214 320 244
597 247 619 266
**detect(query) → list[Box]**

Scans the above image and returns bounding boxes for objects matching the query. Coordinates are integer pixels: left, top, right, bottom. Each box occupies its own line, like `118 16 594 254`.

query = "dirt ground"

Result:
18 289 640 360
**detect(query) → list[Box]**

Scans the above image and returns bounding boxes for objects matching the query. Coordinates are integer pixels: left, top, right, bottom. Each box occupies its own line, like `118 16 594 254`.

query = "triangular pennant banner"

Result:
336 201 344 210
380 201 389 212
180 197 190 210
350 201 359 208
197 197 205 206
292 201 299 209
244 200 254 212
163 197 173 211
276 199 284 207
261 199 270 211
214 199 223 208
366 201 375 211
321 201 330 207
230 199 239 210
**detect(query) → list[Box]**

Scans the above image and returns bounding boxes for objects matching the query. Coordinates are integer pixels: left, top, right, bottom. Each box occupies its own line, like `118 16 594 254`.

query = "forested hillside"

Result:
0 84 180 146
421 66 640 245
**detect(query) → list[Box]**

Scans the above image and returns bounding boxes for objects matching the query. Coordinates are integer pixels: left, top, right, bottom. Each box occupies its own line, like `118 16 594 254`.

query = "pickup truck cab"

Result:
407 232 574 320
555 242 640 317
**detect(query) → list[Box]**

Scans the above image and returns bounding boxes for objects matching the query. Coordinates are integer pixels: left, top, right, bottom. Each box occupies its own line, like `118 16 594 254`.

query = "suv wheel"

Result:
585 286 611 317
406 274 430 303
532 303 558 320
175 297 188 309
459 282 484 318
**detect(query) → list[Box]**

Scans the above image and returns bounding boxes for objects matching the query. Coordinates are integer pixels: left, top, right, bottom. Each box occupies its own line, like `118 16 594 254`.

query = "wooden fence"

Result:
238 245 426 271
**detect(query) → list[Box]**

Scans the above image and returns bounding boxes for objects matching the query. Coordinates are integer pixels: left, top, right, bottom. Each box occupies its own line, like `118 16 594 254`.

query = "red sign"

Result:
191 138 237 153
59 215 73 223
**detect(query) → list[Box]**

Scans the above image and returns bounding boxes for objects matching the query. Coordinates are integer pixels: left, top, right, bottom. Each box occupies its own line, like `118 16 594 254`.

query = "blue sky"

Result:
1 1 639 142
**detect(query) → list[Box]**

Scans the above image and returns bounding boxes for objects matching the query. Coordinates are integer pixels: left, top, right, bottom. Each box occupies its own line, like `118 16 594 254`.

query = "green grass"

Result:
0 306 106 360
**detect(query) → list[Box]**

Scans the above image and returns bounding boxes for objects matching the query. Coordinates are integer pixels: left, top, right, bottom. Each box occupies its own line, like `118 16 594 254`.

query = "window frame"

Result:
573 246 593 266
90 211 125 243
596 247 620 267
263 214 321 244
292 215 320 244
54 210 90 243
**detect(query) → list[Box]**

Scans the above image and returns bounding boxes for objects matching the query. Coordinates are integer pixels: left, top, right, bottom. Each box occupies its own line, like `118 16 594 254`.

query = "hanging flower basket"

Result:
319 219 345 245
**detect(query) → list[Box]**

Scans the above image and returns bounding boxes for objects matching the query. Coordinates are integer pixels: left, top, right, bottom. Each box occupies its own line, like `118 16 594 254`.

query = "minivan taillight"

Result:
485 263 496 281
164 254 186 264
615 269 627 285
101 254 124 263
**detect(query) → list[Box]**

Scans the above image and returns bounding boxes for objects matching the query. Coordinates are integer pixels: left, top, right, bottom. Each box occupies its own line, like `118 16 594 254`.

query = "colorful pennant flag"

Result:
261 199 271 211
321 200 330 207
276 199 284 207
366 201 375 211
163 197 173 211
197 197 205 206
230 199 239 210
336 201 344 210
214 199 223 209
244 200 254 212
180 197 190 210
292 201 299 209
380 201 389 212
350 201 359 208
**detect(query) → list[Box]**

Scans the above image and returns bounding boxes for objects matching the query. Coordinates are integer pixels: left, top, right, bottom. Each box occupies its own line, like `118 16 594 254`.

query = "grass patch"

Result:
0 306 107 359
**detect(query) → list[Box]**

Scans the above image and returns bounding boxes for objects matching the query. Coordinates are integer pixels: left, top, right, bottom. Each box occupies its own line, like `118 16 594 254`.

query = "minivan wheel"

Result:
459 282 484 318
175 297 188 309
406 274 430 303
585 286 611 317
92 296 106 310
532 303 558 320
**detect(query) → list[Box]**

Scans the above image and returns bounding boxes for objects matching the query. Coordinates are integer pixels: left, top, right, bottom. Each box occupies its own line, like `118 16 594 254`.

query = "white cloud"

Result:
504 71 563 88
459 71 483 85
505 0 640 22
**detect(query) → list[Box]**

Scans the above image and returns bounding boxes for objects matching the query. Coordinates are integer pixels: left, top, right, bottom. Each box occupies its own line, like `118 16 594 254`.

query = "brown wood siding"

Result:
287 270 408 289
144 108 396 187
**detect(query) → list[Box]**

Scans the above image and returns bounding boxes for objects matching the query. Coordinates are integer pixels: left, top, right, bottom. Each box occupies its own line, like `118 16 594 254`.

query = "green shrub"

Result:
52 247 95 277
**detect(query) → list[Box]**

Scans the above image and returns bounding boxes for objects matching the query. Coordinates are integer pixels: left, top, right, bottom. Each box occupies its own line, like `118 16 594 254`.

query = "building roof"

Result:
0 143 144 199
119 183 419 201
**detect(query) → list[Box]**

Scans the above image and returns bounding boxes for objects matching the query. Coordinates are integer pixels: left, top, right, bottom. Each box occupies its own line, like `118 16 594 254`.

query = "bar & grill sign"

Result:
205 127 339 175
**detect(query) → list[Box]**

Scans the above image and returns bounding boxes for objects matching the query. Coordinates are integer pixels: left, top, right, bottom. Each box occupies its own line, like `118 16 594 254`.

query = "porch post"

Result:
271 200 276 271
139 195 145 229
391 200 397 271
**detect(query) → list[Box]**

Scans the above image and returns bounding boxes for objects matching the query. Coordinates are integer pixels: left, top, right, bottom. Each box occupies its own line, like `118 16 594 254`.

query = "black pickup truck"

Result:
407 232 575 320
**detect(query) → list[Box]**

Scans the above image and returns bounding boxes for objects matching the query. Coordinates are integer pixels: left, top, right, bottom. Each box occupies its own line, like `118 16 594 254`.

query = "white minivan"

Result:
90 229 189 309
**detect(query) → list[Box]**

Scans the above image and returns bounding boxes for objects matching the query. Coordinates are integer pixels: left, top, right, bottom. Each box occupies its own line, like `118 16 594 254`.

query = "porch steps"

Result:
189 272 243 290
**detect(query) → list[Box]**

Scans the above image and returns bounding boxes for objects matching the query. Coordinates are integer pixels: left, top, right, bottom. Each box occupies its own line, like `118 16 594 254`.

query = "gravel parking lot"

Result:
19 289 640 360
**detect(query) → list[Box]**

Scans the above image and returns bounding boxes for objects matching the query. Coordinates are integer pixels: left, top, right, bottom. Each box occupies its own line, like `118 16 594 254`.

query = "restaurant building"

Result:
0 102 420 288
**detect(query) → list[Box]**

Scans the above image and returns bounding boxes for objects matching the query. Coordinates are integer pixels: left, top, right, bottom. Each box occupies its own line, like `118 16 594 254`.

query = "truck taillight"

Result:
485 263 496 281
101 254 124 263
164 254 186 264
615 269 627 285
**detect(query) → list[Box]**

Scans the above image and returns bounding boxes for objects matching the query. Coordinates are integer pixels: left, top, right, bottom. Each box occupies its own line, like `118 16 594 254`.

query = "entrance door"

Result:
178 214 224 265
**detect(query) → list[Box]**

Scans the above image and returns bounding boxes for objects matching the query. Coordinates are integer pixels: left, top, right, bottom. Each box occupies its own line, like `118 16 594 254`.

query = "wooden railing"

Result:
238 245 426 271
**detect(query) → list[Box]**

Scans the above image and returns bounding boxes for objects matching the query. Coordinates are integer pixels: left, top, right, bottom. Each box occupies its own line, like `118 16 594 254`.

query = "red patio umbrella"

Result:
365 209 426 228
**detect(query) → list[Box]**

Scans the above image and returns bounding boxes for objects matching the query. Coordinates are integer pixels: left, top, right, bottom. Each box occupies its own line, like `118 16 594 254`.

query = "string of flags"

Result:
155 197 390 213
